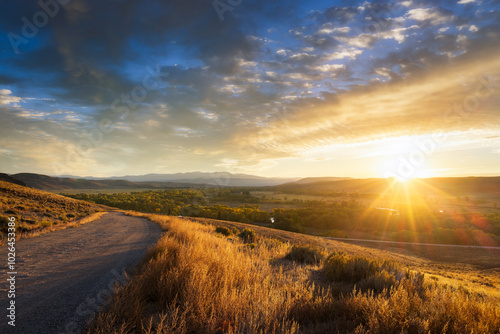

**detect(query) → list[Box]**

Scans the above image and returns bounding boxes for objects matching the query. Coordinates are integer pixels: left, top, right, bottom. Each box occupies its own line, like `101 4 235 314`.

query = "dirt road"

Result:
0 212 162 334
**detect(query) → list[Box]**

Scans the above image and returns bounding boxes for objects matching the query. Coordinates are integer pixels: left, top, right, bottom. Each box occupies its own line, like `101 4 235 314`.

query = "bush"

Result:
215 226 239 236
215 226 232 236
358 270 397 292
324 251 400 284
285 245 326 265
238 228 256 243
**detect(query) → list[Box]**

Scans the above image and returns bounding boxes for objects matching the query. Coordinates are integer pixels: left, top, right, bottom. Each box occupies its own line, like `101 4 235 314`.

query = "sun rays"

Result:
360 177 497 248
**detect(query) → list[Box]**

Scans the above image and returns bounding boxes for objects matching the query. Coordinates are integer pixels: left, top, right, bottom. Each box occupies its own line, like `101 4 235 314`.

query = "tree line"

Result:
66 189 500 246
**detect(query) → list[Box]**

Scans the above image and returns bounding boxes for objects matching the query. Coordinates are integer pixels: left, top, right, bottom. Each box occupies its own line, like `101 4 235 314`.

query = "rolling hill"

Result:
10 172 297 191
0 180 110 241
0 173 26 187
11 173 200 192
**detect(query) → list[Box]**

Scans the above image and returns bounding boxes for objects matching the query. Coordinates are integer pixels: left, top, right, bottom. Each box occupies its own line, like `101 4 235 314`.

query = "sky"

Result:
0 0 499 179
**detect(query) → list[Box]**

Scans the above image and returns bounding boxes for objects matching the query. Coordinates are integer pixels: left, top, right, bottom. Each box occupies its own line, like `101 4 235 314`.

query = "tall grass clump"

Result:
238 228 256 243
285 245 325 265
325 251 400 282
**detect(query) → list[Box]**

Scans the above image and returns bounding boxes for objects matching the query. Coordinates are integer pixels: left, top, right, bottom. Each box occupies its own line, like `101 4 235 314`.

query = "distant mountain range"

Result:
290 177 352 184
4 172 499 197
5 172 299 191
63 171 298 186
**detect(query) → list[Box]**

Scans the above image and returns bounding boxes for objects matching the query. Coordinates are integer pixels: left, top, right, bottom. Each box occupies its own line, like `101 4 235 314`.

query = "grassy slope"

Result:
187 216 500 297
0 180 111 243
89 214 500 334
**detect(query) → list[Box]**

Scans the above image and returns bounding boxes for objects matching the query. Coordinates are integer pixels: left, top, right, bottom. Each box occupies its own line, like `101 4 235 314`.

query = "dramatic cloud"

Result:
1 0 499 178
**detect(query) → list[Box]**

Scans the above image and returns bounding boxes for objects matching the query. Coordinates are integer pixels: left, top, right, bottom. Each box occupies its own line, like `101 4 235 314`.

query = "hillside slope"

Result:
0 180 110 241
12 173 199 192
0 172 26 187
88 214 500 334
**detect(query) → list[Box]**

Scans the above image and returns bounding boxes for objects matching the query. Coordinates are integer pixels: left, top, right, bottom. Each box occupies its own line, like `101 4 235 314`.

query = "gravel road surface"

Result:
0 212 162 334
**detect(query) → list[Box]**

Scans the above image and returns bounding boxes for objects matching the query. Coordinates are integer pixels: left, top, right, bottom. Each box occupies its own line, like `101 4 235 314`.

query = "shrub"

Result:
324 252 400 283
215 226 232 236
238 228 256 243
285 245 326 265
358 270 397 292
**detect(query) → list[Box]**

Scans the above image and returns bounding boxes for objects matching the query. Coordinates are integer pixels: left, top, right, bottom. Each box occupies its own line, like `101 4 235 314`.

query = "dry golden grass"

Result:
17 211 109 240
0 180 111 244
88 215 500 334
185 216 500 299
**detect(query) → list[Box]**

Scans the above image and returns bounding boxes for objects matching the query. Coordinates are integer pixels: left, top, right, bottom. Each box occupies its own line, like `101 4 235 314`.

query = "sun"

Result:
375 136 436 180
393 174 415 183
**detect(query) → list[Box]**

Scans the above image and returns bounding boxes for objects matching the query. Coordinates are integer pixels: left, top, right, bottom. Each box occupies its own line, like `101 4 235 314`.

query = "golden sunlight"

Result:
375 135 436 180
